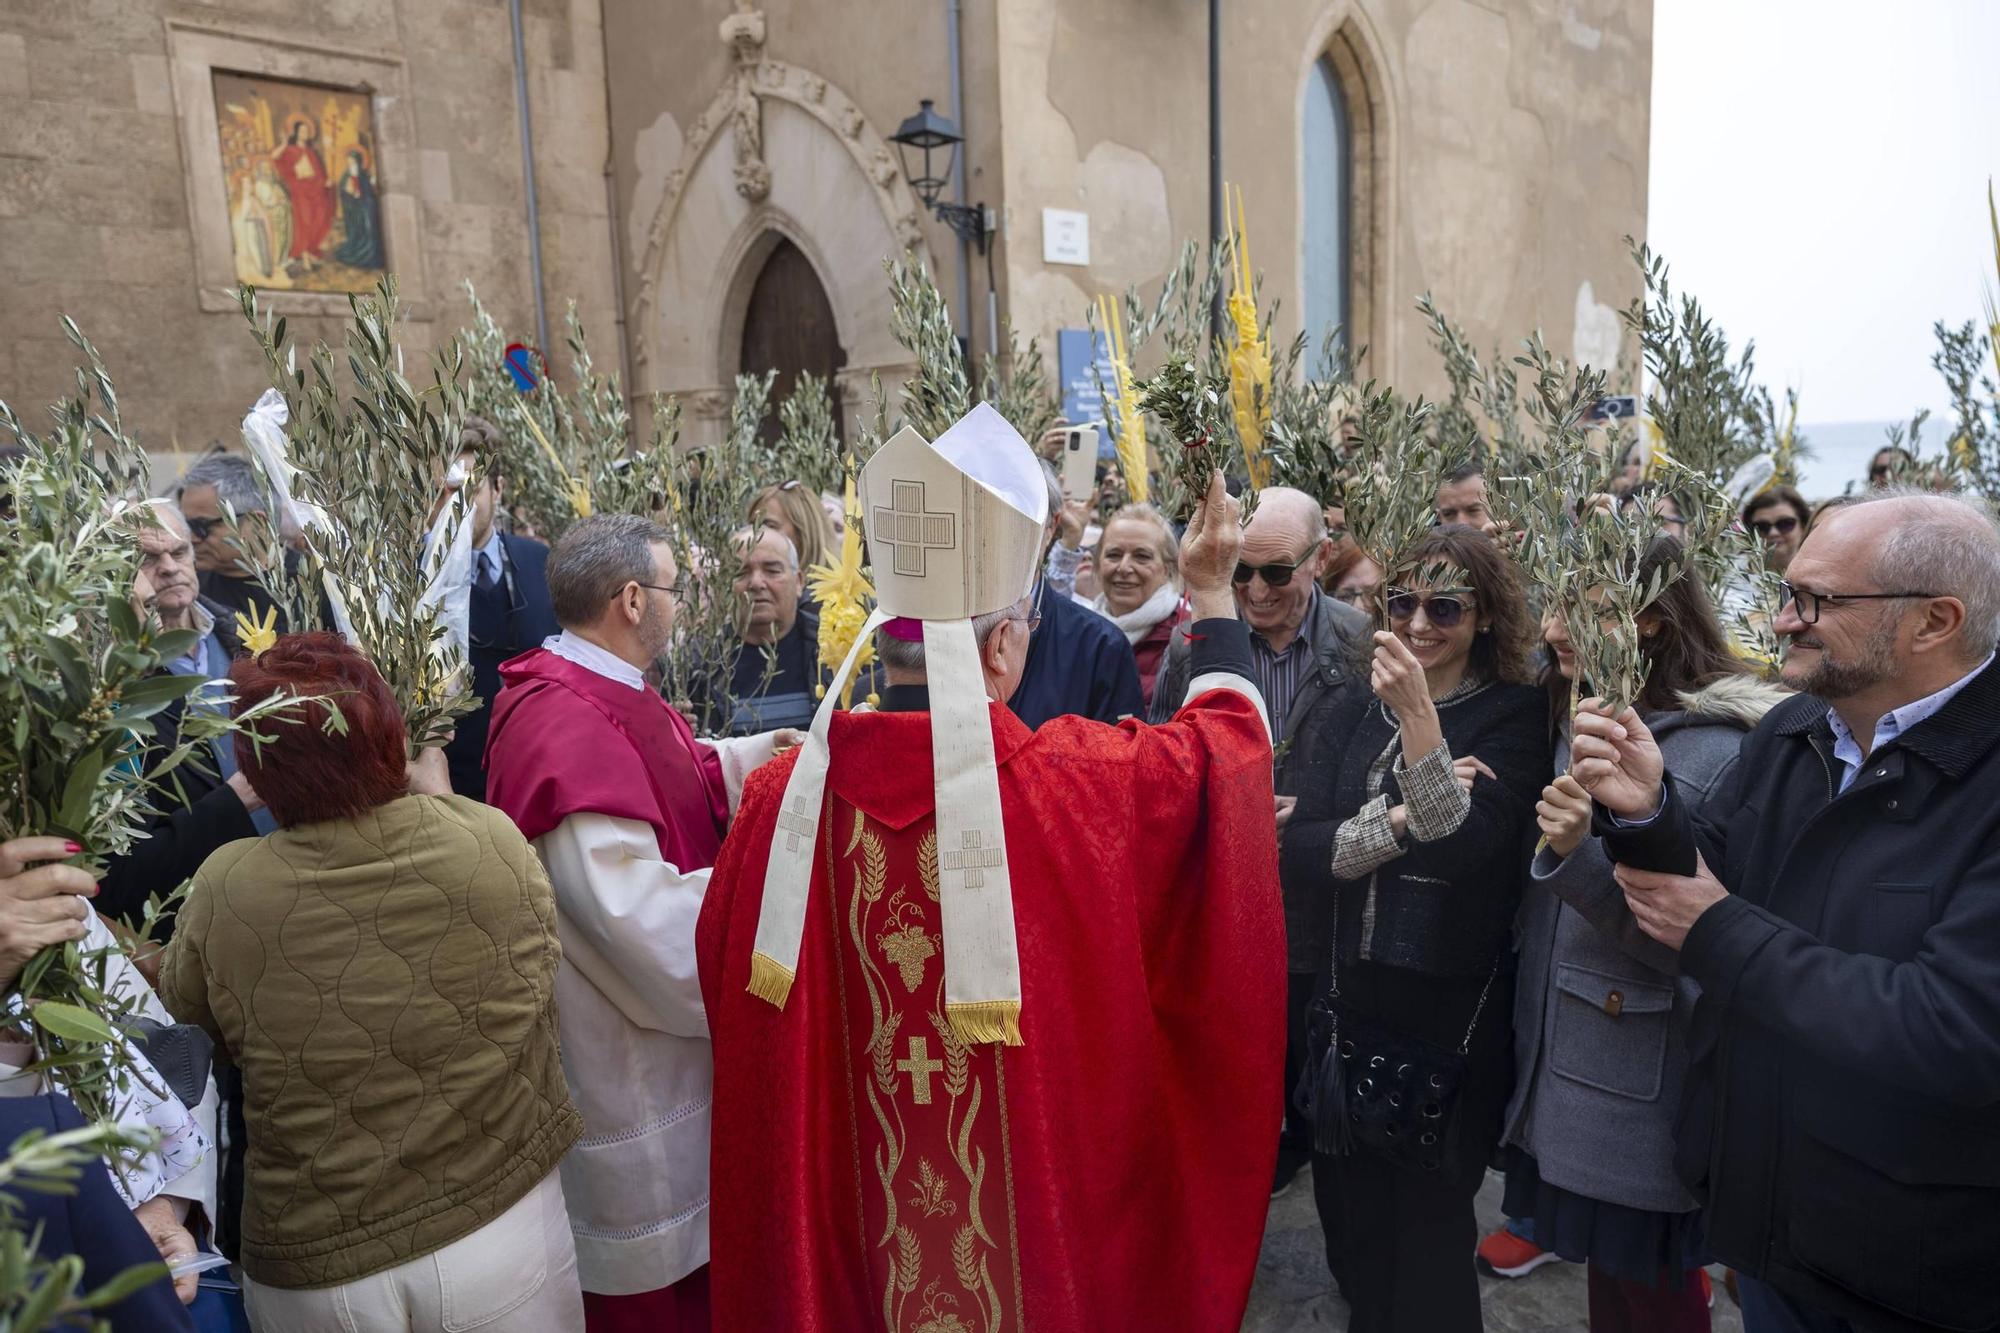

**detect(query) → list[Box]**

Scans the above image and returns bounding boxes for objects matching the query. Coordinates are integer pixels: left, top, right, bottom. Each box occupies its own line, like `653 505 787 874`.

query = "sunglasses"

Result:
1384 588 1474 629
1232 548 1315 587
1751 516 1799 538
183 516 222 539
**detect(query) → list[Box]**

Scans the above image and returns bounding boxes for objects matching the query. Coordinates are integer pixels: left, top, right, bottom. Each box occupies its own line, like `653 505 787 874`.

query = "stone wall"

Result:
994 0 1654 395
0 0 617 488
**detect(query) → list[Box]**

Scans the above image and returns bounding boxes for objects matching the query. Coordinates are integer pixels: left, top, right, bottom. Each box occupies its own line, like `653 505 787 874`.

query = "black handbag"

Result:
1294 887 1498 1179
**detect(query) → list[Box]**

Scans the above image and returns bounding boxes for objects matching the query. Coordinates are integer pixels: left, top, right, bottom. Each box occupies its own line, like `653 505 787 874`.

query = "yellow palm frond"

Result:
1096 294 1151 504
807 472 875 708
1224 184 1272 487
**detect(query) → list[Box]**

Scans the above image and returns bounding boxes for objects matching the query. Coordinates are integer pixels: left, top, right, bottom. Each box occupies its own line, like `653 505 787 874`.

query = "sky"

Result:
1647 0 1999 464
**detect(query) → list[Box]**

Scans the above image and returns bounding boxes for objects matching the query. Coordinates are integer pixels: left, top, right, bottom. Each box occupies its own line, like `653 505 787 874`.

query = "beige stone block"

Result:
130 52 173 116
26 33 135 107
419 147 454 202
0 216 108 284
95 224 196 289
0 33 27 100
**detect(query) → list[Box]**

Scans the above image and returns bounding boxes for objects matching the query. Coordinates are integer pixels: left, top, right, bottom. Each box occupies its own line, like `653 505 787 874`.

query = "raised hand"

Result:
1568 699 1665 819
1180 471 1241 618
1369 631 1434 720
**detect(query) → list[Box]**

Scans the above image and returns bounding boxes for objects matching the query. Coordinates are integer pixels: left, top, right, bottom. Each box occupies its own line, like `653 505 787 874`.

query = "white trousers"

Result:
241 1169 584 1332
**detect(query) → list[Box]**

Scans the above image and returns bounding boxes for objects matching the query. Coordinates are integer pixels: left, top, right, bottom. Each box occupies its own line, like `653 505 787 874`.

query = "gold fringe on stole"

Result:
746 952 796 1008
948 1000 1024 1047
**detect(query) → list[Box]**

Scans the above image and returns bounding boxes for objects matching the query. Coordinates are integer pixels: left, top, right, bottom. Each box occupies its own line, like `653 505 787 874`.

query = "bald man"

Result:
1150 485 1368 1197
1571 490 2000 1333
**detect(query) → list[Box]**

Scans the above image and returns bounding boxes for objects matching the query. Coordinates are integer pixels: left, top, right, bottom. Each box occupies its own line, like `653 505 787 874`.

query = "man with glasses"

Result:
438 419 560 799
1741 484 1811 576
1151 485 1368 1199
1569 490 2000 1333
482 514 795 1329
174 453 297 634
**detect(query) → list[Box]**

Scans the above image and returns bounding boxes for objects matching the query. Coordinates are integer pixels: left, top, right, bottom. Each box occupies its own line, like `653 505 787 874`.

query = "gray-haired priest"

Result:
697 403 1287 1330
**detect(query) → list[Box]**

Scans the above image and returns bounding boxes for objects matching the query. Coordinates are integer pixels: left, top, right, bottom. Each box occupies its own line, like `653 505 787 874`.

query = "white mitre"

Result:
748 403 1048 1046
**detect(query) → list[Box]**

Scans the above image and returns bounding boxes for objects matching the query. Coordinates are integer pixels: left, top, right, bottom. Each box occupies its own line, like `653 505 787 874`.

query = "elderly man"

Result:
175 453 299 634
98 501 270 933
482 514 791 1332
697 408 1282 1330
438 420 559 800
1151 484 1367 1196
1008 460 1145 727
1571 490 2000 1333
706 527 820 736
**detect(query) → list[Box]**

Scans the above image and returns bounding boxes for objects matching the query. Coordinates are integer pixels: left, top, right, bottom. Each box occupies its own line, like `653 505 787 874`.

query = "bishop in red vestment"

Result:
698 444 1285 1331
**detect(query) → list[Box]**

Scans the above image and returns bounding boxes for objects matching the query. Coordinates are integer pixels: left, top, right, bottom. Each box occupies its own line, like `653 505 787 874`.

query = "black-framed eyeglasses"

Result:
1752 516 1799 538
1232 548 1315 587
638 580 684 602
1385 587 1475 629
1778 581 1939 625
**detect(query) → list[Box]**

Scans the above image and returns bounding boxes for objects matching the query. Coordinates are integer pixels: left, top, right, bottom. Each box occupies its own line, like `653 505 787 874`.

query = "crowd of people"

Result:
4 393 1999 1333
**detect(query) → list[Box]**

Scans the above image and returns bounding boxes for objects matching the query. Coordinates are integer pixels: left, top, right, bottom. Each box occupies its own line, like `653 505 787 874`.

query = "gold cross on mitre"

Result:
870 479 957 577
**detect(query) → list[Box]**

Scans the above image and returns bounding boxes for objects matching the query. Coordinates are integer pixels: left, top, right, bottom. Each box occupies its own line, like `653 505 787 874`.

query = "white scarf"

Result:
1090 581 1183 645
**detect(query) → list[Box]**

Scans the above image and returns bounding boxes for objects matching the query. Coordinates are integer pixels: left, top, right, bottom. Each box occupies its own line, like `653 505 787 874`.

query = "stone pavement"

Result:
1243 1169 1745 1332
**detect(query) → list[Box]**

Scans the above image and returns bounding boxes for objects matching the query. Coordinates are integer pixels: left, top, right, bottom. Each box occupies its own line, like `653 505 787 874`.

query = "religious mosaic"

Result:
211 71 387 293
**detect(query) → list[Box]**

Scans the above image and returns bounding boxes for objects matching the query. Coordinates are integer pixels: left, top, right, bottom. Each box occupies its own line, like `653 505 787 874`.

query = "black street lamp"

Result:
890 99 992 255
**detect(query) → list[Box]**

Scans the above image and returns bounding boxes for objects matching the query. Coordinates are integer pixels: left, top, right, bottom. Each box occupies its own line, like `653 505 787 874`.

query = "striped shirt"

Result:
1247 595 1320 742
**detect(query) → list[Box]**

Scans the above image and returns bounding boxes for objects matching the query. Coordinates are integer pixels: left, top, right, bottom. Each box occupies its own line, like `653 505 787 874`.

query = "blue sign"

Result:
1057 328 1118 454
503 342 543 393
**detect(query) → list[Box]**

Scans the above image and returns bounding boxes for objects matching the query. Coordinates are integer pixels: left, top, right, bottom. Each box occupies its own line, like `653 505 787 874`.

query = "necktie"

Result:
477 551 500 592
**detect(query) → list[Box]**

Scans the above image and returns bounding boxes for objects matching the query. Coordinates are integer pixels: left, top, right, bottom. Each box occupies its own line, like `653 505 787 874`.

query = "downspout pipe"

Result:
946 0 974 361
509 0 553 360
1208 0 1224 339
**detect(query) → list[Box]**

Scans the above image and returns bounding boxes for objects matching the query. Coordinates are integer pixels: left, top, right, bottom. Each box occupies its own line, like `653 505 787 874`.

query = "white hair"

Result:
875 595 1031 673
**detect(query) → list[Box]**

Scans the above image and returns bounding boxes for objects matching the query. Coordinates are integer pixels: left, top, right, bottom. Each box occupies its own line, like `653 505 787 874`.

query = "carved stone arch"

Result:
1297 2 1400 381
630 59 933 447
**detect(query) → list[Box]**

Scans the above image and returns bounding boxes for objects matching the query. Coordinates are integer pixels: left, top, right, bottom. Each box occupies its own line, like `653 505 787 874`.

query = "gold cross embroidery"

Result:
940 829 1004 889
870 479 957 577
896 1035 944 1105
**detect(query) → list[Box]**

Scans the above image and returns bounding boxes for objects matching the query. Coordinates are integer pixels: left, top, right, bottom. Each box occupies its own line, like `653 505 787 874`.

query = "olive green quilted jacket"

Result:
160 794 581 1289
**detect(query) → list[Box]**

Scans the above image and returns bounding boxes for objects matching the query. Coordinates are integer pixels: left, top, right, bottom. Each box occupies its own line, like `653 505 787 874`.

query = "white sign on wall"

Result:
1042 208 1090 266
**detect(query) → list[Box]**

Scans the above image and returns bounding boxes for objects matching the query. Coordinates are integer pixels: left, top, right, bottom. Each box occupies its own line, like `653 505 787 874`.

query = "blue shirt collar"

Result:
1827 651 1997 786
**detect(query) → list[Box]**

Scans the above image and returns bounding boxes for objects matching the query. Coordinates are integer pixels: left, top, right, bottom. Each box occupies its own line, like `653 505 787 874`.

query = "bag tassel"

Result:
1309 1021 1352 1157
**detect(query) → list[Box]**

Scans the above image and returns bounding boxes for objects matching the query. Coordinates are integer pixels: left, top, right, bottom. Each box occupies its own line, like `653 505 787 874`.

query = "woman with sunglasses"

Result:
1495 536 1789 1332
1741 485 1810 575
1283 524 1549 1332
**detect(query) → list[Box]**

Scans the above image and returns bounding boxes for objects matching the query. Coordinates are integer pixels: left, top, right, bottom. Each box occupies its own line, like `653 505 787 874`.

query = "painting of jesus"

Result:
212 71 387 293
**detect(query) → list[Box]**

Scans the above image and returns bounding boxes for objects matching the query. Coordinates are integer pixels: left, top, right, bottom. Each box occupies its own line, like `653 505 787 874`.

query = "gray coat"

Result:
1150 589 1369 971
1502 675 1790 1214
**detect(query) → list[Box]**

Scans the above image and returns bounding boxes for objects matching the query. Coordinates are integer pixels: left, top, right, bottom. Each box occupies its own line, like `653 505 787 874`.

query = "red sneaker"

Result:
1475 1227 1562 1278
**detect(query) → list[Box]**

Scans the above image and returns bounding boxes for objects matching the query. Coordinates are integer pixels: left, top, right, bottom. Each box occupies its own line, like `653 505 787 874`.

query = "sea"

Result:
1792 420 1942 501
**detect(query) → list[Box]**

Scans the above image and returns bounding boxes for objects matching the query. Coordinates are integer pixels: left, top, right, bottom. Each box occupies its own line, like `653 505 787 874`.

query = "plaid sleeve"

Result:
1331 792 1404 880
1398 742 1471 843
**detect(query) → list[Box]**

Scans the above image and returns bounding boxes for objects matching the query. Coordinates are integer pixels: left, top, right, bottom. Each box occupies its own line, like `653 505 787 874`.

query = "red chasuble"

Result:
484 648 729 866
696 688 1284 1332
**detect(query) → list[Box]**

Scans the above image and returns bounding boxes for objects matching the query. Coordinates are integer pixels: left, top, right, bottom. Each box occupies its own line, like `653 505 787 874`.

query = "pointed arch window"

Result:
1301 54 1351 368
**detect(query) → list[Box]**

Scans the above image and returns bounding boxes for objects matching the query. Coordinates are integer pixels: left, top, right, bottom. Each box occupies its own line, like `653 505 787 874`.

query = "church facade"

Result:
1 0 1650 462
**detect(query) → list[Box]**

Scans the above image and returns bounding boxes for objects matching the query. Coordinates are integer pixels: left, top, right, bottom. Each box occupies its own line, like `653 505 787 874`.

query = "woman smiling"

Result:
1081 503 1190 709
1282 523 1550 1332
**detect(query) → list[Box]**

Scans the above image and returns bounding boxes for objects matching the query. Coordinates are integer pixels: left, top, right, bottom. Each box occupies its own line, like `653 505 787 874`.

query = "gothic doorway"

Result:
738 235 847 445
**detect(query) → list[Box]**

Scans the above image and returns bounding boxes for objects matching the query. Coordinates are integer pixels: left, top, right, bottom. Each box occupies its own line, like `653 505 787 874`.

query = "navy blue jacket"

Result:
1008 585 1144 730
447 532 560 801
0 1094 195 1331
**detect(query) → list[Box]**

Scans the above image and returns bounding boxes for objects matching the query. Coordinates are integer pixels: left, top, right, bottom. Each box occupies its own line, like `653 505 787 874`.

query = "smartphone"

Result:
1060 425 1099 505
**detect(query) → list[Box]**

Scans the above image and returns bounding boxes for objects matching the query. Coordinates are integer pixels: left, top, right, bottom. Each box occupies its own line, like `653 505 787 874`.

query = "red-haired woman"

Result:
158 633 586 1331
